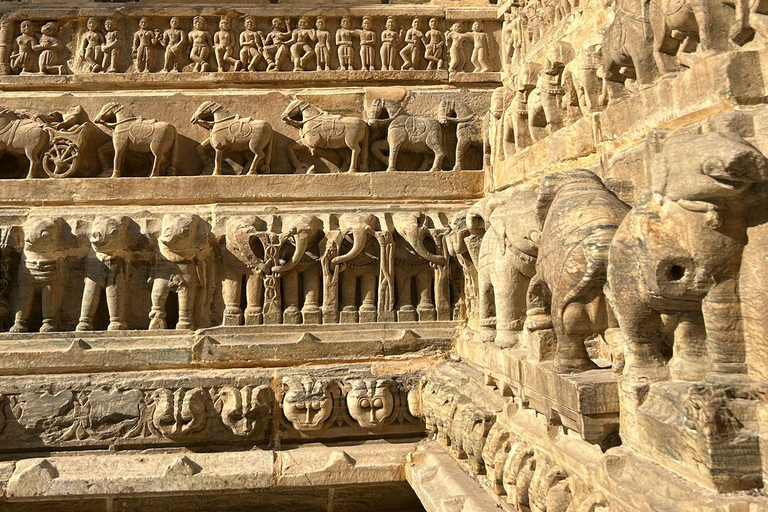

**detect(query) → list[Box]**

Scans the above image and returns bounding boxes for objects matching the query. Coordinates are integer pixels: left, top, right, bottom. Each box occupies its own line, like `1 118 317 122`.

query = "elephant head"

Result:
446 212 470 258
159 214 212 256
273 214 322 274
392 212 447 266
331 213 378 266
89 215 131 259
24 217 73 257
225 216 267 273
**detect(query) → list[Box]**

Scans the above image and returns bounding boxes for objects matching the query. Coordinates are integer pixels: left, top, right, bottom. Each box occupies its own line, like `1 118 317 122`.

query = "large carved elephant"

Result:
446 212 481 322
11 217 80 333
607 131 768 384
149 214 215 330
327 213 380 323
391 212 449 322
530 169 629 373
467 184 539 348
219 216 268 326
273 214 323 325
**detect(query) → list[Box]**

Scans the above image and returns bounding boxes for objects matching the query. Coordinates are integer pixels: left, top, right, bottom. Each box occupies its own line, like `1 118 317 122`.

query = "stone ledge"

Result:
0 172 484 207
0 321 457 375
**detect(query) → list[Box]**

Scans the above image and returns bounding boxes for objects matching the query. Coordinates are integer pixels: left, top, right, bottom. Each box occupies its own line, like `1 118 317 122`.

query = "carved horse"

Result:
94 102 179 178
280 99 369 173
437 99 484 172
368 98 444 173
0 108 50 179
600 0 660 103
191 101 274 175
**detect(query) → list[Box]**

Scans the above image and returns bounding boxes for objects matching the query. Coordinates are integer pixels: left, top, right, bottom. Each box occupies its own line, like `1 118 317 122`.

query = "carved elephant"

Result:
530 169 629 373
562 44 603 118
528 41 574 142
149 214 215 330
392 212 449 322
220 216 268 326
649 0 736 73
607 131 768 384
504 62 541 156
503 443 537 508
467 184 539 348
328 213 380 323
77 216 148 332
11 217 80 333
273 214 323 325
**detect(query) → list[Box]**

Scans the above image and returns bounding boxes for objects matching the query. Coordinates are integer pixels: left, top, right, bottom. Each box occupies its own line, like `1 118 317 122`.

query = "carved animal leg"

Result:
176 285 196 330
149 279 171 330
113 143 127 178
454 135 470 172
387 138 401 173
198 140 214 174
667 311 708 381
10 279 35 333
416 271 436 321
244 272 264 326
347 137 361 172
371 140 390 168
301 265 322 324
24 147 42 179
691 0 734 56
428 136 445 172
632 29 662 85
287 141 306 173
222 270 244 326
246 139 265 175
149 143 169 178
105 272 127 330
554 301 599 373
495 269 529 349
97 142 115 176
282 270 301 324
702 279 747 378
77 277 102 331
40 281 62 333
476 263 496 343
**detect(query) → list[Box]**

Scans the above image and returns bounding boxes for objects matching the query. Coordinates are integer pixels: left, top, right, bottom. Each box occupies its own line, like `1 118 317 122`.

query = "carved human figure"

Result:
470 20 491 72
77 216 149 332
400 18 423 70
607 131 768 383
346 379 395 429
423 18 445 70
132 17 160 73
288 16 316 72
326 213 380 323
467 185 539 347
263 17 292 72
531 170 629 373
273 214 323 324
391 212 449 321
503 62 541 156
188 16 213 72
37 22 66 75
148 214 214 331
281 377 337 431
150 388 207 438
11 217 79 333
219 217 268 326
314 17 331 72
446 22 473 73
11 21 38 74
358 16 376 71
528 41 573 141
214 17 241 72
101 18 120 73
239 16 265 72
161 17 185 73
336 17 356 71
380 17 401 71
80 17 105 73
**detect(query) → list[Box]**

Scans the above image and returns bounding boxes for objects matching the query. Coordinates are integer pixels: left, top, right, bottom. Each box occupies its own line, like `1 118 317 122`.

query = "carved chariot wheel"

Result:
42 137 80 178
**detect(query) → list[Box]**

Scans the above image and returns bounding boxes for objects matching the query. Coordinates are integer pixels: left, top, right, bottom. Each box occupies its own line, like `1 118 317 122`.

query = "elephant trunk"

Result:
274 233 308 274
394 214 447 266
331 226 371 266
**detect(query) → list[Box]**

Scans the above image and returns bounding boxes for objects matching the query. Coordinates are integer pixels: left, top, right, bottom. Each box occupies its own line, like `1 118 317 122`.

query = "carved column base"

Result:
621 380 764 492
301 309 322 325
378 311 396 322
417 306 437 322
283 309 301 325
340 310 359 324
359 309 376 323
244 309 263 326
398 308 418 322
222 311 243 327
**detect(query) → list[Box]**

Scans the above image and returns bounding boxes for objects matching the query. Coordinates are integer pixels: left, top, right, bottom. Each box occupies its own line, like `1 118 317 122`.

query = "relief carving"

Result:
281 377 340 432
345 379 395 429
213 385 272 437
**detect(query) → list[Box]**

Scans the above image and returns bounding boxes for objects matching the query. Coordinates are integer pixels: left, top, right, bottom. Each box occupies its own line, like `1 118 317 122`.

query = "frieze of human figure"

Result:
191 101 274 175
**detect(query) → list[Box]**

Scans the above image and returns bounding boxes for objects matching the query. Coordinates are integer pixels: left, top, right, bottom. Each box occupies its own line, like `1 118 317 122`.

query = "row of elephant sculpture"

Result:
453 128 767 386
0 98 484 179
0 211 459 333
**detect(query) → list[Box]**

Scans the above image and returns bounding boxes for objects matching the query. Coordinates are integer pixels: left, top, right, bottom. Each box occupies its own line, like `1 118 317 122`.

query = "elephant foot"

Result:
176 319 193 330
301 307 322 325
10 322 28 333
148 315 166 330
76 320 92 332
108 321 128 331
553 357 599 374
40 321 57 333
223 307 243 326
495 329 521 350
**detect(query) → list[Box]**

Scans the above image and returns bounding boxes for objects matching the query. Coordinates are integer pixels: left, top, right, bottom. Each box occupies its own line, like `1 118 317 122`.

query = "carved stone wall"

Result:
1 0 768 511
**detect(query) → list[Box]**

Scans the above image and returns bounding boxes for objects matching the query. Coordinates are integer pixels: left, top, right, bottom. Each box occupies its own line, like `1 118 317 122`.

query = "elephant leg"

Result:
301 265 322 324
429 138 444 172
176 285 196 330
702 279 747 379
476 264 496 343
396 271 417 321
148 279 171 330
106 272 127 330
691 1 733 55
40 280 62 333
11 278 35 333
246 139 265 175
340 272 358 323
359 272 377 323
553 301 598 374
222 269 244 326
632 29 662 85
667 310 708 381
77 277 102 331
495 270 529 349
244 271 264 326
282 270 301 324
416 270 436 321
